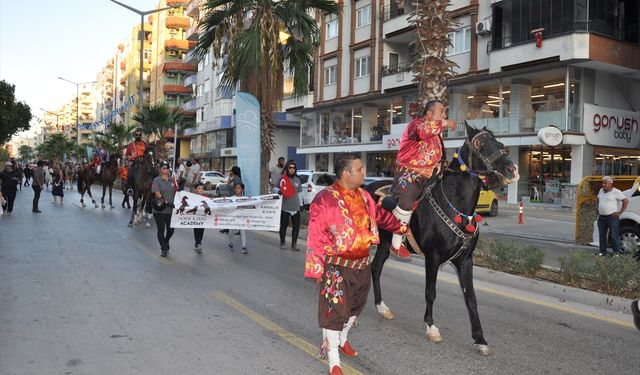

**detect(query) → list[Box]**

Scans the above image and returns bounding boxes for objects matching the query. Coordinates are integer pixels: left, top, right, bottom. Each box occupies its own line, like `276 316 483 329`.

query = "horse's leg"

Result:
128 195 137 227
372 231 394 320
80 186 86 207
452 256 490 355
424 256 443 343
101 183 106 208
144 194 151 228
86 184 98 208
109 183 114 208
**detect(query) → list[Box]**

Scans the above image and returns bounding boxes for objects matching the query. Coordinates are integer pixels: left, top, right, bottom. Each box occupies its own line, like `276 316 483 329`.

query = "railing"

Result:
381 3 408 22
380 62 413 77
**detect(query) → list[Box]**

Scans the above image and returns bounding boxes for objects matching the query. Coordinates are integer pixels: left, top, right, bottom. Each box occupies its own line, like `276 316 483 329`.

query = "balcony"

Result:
163 84 193 96
186 0 200 17
163 61 197 73
183 74 197 87
380 65 417 93
165 16 190 30
186 23 199 41
382 2 412 39
167 0 188 6
164 39 196 51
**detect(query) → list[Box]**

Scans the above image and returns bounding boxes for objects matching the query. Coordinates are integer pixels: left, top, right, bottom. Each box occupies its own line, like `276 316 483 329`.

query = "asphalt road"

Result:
1 188 638 374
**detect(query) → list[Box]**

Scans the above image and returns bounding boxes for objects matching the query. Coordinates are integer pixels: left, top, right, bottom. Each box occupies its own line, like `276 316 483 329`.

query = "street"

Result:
1 188 638 375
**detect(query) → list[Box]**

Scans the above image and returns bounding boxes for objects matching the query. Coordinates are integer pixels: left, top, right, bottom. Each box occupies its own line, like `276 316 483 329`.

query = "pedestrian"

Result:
192 182 207 254
43 163 52 190
23 165 32 186
596 176 629 256
51 163 64 206
119 161 131 209
277 160 303 251
220 166 242 233
379 99 456 259
184 158 201 193
151 160 176 257
304 153 379 375
227 182 248 254
176 158 186 191
32 160 44 213
183 160 193 192
270 156 285 193
0 161 21 216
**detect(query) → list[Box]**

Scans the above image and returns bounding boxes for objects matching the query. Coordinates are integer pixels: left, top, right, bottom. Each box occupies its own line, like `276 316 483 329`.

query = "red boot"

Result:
339 341 358 357
329 365 344 375
390 243 412 259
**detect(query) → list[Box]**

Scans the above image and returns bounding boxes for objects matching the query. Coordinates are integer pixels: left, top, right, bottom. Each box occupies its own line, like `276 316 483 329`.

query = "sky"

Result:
0 0 160 137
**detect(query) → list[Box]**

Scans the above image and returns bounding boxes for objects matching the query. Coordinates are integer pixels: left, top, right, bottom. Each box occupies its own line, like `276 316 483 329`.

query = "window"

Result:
324 65 337 85
326 14 338 40
356 5 371 28
447 27 472 55
355 55 370 78
204 79 210 94
165 94 176 101
196 107 204 122
196 84 203 97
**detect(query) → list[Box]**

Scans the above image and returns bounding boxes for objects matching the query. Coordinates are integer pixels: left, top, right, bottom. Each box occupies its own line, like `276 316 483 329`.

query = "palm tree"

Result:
196 0 340 193
18 144 34 163
133 105 194 160
36 134 77 162
94 121 136 155
411 0 458 109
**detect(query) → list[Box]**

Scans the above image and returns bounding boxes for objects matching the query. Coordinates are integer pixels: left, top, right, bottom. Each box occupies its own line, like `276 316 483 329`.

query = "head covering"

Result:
159 160 169 168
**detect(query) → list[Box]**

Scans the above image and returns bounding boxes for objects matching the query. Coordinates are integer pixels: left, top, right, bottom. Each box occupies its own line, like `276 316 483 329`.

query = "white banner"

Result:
170 191 282 231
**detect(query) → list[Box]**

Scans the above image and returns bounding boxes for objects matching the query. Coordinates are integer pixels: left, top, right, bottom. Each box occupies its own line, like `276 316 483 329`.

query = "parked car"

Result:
200 171 226 191
591 180 640 256
215 181 233 197
363 176 393 187
475 189 499 217
298 170 337 209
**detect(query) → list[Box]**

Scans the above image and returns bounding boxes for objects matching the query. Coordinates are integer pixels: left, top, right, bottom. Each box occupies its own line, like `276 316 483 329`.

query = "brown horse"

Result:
77 165 99 208
99 156 120 209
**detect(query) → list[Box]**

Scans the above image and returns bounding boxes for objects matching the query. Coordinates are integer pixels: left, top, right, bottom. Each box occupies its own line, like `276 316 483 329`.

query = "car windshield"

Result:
314 174 336 185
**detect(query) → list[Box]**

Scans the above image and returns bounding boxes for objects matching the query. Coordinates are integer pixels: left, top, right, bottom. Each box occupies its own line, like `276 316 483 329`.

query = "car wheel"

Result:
619 225 640 257
204 182 212 191
488 200 498 217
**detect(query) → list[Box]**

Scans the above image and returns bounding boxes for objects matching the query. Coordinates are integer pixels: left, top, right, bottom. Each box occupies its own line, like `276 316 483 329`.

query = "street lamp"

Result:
57 77 97 143
40 108 63 132
109 0 178 112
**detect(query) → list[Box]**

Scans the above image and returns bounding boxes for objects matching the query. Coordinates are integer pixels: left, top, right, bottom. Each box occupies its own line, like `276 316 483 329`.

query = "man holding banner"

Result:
304 153 379 375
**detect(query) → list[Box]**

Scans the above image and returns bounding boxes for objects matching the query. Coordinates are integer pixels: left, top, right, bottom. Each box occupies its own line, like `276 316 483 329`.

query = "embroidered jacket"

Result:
125 141 146 160
396 117 444 177
304 183 379 279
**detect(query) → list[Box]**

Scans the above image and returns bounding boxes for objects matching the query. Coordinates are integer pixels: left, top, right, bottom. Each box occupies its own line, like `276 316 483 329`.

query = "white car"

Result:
298 170 337 209
591 180 640 256
200 171 226 191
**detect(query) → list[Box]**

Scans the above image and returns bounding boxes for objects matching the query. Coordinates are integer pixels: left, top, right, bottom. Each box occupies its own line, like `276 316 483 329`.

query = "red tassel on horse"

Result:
465 223 476 233
454 215 462 224
474 215 482 223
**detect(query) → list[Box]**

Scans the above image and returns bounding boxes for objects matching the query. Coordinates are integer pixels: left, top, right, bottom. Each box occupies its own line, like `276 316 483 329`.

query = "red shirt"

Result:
396 117 444 177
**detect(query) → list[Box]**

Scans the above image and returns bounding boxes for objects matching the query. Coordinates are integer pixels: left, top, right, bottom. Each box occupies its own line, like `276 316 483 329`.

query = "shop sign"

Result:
546 179 560 193
537 125 563 146
382 134 401 150
584 104 640 149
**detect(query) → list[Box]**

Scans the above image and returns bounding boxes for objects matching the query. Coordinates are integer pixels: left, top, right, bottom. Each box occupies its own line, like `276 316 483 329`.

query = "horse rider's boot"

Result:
324 329 342 375
390 207 413 259
339 316 358 357
96 165 101 176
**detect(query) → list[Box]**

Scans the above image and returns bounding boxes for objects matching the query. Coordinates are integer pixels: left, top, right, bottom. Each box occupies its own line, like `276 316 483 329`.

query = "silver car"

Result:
297 170 337 209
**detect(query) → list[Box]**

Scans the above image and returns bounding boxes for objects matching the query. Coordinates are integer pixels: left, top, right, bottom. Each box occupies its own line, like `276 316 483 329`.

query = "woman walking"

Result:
277 160 302 251
51 163 64 206
220 166 242 234
192 182 207 254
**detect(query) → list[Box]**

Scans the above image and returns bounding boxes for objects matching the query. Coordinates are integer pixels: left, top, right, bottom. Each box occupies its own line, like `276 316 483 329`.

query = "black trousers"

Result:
1 188 16 213
32 185 42 211
153 213 174 250
193 228 204 245
279 211 300 246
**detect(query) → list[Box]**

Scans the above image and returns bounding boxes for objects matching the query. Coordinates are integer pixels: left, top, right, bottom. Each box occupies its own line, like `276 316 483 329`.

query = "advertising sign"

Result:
583 104 640 149
537 125 563 146
170 191 282 231
235 92 261 197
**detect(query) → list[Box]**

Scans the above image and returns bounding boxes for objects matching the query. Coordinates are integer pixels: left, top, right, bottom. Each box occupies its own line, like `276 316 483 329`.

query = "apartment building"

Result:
297 0 640 205
149 0 196 159
95 58 116 129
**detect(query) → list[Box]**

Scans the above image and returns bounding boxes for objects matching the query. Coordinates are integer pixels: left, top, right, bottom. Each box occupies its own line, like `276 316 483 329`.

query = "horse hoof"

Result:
426 325 443 343
110 205 114 209
145 223 151 229
376 302 395 320
127 223 133 228
82 203 86 208
380 310 395 320
474 344 490 356
101 204 106 209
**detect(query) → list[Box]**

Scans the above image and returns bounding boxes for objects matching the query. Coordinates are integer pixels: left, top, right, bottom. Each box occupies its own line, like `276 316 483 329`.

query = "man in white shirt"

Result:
269 156 285 193
595 176 629 256
186 158 201 193
176 159 186 190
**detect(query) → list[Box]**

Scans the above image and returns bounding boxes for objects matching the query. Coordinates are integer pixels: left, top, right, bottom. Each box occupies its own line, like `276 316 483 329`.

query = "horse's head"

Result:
459 123 519 188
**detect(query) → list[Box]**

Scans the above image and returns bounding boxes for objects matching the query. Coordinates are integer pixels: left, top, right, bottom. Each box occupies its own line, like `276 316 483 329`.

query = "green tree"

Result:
196 0 340 193
94 121 136 155
133 105 194 160
36 134 77 162
411 0 458 107
0 80 32 144
18 144 34 162
0 146 9 161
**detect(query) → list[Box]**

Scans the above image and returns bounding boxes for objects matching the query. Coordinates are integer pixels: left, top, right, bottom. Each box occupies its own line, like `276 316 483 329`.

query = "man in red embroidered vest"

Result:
304 153 379 375
124 129 147 195
381 99 456 258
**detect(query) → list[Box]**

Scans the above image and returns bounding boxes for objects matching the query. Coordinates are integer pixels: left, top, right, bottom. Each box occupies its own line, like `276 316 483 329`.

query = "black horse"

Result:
366 123 520 355
127 144 159 228
99 155 120 209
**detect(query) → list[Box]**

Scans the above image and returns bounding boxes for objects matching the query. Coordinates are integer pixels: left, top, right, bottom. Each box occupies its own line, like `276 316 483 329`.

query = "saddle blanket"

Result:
170 191 282 231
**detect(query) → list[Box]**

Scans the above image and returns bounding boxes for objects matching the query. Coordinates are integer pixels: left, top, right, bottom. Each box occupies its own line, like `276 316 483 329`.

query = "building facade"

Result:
297 0 640 205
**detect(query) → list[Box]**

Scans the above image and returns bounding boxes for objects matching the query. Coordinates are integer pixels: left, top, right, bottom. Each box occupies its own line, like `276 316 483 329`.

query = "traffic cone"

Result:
518 200 524 224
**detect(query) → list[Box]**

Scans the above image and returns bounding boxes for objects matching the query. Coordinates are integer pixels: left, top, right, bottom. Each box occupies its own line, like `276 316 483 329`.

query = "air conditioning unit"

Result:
476 20 492 35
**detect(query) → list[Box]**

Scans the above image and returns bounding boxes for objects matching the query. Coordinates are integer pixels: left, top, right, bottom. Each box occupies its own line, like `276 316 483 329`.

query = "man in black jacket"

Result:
0 161 21 216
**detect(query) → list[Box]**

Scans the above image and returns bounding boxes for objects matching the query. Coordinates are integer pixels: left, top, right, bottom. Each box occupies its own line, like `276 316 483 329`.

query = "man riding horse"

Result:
92 143 108 177
125 129 147 195
379 99 457 259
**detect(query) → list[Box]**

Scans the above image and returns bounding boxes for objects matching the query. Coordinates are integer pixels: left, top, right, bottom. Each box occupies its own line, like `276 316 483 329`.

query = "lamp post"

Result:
57 77 97 143
40 108 63 133
109 0 178 112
